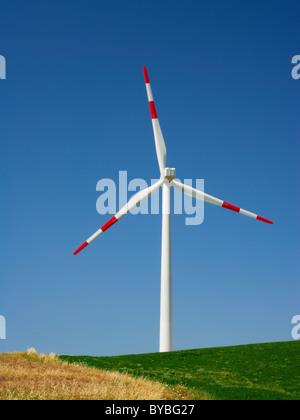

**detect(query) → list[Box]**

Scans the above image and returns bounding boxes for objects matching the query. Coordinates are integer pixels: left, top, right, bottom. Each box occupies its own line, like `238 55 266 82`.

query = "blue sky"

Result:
0 0 299 356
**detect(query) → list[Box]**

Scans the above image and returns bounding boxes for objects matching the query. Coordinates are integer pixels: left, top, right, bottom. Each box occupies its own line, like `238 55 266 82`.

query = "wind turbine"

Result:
74 67 273 353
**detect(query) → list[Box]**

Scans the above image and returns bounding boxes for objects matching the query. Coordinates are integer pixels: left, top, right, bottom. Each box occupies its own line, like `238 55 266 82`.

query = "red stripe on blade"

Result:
74 241 88 256
101 216 118 232
149 101 158 119
257 215 273 224
143 66 150 84
222 202 240 213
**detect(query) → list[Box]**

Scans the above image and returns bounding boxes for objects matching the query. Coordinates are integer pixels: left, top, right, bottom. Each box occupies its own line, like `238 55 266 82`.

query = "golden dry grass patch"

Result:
0 349 195 400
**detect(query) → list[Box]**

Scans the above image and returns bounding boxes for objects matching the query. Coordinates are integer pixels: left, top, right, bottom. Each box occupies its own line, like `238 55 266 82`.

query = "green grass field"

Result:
60 341 300 400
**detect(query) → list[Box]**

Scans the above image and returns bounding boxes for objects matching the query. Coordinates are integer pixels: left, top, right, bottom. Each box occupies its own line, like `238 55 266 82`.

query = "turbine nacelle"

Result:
163 168 176 183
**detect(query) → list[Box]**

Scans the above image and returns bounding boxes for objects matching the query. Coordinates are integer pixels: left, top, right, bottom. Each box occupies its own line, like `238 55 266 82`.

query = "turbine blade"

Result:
116 179 163 219
74 180 163 255
171 180 273 224
143 66 167 175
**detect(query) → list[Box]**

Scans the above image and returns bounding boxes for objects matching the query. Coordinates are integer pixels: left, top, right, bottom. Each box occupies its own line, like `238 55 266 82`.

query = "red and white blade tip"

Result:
222 202 273 224
73 241 88 256
257 215 273 224
143 66 150 83
73 216 118 256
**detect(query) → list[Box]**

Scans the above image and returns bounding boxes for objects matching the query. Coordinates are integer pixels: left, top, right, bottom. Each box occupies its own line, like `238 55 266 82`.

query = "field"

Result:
0 342 299 400
61 341 300 400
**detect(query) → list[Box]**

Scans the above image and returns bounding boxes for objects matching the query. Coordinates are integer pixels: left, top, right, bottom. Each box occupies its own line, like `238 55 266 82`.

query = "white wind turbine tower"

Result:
74 67 273 353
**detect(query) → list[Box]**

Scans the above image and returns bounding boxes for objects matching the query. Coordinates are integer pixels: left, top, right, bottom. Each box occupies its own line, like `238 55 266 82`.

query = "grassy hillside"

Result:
61 341 300 400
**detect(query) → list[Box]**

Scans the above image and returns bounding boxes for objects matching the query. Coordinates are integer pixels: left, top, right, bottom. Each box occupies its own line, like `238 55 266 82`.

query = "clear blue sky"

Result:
1 0 299 356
